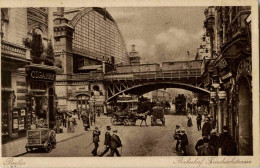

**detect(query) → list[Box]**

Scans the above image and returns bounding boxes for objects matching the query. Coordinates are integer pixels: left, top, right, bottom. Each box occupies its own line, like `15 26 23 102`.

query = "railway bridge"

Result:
103 68 209 102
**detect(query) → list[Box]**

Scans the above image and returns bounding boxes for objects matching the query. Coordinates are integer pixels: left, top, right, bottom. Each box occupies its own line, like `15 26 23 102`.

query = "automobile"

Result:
25 128 56 153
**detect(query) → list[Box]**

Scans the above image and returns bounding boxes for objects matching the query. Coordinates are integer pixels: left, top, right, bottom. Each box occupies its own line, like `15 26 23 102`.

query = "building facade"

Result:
202 6 252 155
1 8 62 142
54 7 130 114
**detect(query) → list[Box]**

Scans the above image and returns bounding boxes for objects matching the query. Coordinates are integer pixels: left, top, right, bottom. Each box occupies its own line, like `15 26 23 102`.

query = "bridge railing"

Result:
104 69 201 81
56 69 201 81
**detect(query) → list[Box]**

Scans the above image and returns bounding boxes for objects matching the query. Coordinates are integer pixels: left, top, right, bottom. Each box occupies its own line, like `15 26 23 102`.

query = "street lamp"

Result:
210 77 226 133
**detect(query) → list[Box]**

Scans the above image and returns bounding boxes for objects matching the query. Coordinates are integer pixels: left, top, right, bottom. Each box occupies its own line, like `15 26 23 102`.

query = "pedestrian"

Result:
92 126 101 156
67 114 75 133
110 129 122 157
196 114 202 131
97 109 101 117
90 112 94 126
179 129 188 156
82 112 90 131
78 110 81 120
62 113 67 128
197 137 215 156
173 125 181 151
99 126 112 157
202 117 212 136
209 129 219 156
187 113 193 127
72 110 78 126
218 126 237 155
195 135 209 153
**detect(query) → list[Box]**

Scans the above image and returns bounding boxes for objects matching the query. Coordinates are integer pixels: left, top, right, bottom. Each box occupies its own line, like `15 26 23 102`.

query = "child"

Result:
173 125 181 151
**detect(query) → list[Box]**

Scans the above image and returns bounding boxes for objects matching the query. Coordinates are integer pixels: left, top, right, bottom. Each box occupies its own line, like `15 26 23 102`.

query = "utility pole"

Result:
187 51 190 75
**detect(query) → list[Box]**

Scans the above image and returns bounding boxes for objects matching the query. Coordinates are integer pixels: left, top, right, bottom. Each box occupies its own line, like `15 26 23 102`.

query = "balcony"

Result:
1 40 31 69
1 40 30 60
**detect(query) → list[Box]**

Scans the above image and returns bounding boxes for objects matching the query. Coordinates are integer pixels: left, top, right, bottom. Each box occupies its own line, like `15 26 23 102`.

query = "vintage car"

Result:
25 128 56 153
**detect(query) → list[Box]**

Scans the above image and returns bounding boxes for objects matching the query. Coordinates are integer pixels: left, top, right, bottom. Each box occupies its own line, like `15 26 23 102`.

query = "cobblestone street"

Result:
16 115 201 157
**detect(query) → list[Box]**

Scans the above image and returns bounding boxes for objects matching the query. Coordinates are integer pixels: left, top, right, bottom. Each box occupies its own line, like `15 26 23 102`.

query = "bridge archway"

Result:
106 81 209 102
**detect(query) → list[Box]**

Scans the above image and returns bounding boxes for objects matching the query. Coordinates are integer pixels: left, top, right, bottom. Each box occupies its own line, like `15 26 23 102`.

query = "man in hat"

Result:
179 129 188 155
196 114 202 131
110 129 122 157
92 126 101 156
99 126 112 157
173 125 181 151
197 137 215 156
209 129 219 155
195 135 209 153
218 126 237 155
202 117 212 136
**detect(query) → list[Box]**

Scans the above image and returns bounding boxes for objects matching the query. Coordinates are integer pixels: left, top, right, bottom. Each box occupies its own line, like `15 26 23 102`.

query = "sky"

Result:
107 7 206 64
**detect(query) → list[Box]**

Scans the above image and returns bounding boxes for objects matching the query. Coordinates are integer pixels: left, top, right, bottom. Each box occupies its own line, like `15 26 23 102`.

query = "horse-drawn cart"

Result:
151 106 165 126
25 128 56 153
111 111 136 126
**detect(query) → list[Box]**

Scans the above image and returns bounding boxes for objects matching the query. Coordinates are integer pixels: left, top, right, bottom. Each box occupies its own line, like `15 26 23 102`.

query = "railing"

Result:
56 69 201 81
104 69 201 81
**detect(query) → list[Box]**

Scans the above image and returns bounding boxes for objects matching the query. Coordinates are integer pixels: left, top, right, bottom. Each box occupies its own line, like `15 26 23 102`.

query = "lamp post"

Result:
211 78 226 133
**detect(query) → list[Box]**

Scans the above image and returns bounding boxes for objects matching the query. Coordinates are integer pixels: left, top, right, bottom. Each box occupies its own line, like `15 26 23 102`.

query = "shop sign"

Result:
210 92 216 99
13 119 18 130
221 72 232 80
19 117 25 130
76 86 89 92
218 91 227 100
28 69 55 81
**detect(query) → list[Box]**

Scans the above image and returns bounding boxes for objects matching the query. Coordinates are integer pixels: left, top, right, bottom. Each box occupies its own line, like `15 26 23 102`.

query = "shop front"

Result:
25 65 61 130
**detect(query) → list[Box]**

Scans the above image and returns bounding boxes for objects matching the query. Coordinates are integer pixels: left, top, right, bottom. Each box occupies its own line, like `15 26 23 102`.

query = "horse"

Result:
135 110 149 127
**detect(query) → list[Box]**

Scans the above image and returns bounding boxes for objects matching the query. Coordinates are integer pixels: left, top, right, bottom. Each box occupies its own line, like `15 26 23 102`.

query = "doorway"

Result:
237 76 252 155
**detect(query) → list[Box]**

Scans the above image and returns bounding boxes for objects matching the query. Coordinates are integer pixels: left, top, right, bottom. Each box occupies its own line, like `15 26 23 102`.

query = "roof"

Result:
78 65 102 71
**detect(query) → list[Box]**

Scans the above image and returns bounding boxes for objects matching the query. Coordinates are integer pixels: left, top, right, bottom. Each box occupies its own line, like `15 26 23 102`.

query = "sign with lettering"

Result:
28 69 56 81
76 86 89 92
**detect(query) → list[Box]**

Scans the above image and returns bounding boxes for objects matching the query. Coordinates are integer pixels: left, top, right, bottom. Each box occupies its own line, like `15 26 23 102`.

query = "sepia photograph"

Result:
0 0 259 167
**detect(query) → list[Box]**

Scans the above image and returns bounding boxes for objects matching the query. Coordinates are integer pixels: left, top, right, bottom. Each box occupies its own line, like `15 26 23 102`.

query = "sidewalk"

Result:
2 119 87 157
180 115 203 156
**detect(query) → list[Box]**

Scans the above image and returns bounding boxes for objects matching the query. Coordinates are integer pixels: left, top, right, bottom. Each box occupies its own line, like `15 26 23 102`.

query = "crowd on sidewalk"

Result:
173 111 237 156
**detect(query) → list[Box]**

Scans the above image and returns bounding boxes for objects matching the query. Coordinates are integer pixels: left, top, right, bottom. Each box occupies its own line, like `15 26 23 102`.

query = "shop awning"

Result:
79 65 102 71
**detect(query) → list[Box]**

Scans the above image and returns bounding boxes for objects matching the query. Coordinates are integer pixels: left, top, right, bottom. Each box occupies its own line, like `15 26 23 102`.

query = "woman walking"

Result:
187 113 193 127
67 114 75 133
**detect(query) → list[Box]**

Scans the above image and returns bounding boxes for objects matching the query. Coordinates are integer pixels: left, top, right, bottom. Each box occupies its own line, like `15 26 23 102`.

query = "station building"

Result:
53 8 130 114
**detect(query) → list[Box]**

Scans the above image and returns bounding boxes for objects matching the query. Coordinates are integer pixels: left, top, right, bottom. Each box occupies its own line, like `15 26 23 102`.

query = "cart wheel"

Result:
26 147 32 152
45 142 52 153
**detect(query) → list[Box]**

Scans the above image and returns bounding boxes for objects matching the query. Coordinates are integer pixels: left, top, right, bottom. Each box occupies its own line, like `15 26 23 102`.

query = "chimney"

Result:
131 44 135 52
57 7 64 17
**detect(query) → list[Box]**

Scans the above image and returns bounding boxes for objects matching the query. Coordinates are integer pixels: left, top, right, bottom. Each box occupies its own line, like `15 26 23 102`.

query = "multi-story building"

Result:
203 6 252 155
1 8 62 142
54 7 130 114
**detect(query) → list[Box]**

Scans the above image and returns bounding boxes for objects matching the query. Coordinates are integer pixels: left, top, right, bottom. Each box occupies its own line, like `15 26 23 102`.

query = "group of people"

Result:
92 126 123 157
173 125 189 155
195 114 237 156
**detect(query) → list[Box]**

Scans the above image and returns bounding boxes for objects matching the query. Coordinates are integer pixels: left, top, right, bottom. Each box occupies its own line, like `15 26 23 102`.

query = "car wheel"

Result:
45 142 52 153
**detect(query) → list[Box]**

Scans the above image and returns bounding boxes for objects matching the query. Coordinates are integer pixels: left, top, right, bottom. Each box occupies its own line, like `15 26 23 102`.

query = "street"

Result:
20 115 201 157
